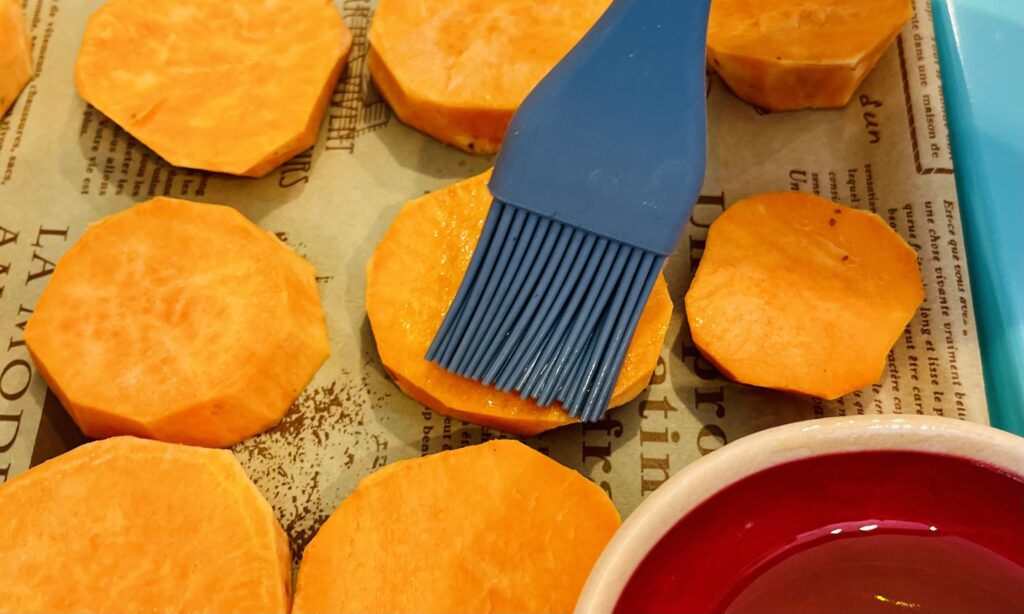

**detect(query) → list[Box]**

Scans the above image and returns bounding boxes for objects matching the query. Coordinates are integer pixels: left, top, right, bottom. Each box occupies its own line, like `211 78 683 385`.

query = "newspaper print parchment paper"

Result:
0 0 985 562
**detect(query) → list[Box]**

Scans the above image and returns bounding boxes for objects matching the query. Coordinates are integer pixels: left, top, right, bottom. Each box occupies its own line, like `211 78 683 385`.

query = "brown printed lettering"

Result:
0 410 22 453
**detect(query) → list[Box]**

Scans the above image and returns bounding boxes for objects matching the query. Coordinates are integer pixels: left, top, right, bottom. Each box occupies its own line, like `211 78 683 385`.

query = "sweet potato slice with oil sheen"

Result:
366 171 673 436
75 0 352 176
707 0 913 110
0 437 290 612
684 192 924 399
0 0 31 118
369 0 610 154
24 197 330 447
293 440 620 613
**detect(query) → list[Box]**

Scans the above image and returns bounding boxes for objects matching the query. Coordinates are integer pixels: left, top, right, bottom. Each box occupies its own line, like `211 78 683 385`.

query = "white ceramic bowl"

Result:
574 414 1024 613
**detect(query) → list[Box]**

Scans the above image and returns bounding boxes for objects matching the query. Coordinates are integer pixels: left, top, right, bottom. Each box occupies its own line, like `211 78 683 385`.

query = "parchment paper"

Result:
0 0 985 561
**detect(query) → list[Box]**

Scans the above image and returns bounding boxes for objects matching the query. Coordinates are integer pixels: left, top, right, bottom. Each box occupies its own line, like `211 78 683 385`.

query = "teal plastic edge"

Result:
933 0 1024 435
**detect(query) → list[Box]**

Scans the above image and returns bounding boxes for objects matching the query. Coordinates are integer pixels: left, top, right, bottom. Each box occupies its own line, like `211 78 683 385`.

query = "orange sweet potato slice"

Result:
293 440 620 613
366 171 673 436
684 192 924 399
0 0 31 118
74 0 352 176
0 436 290 612
369 0 610 154
25 197 330 447
707 0 913 110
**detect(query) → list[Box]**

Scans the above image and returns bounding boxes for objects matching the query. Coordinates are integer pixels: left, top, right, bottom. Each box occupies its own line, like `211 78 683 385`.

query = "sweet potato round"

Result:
366 171 672 436
293 440 620 613
368 0 610 153
25 197 330 447
0 0 31 118
0 437 291 612
75 0 352 176
684 192 923 399
707 0 913 110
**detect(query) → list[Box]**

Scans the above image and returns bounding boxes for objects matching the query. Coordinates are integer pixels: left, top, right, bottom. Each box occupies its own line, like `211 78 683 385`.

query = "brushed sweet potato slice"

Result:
24 197 330 447
707 0 912 110
369 0 610 153
74 0 352 176
684 192 924 399
0 437 290 612
366 171 672 436
0 0 31 118
293 440 620 613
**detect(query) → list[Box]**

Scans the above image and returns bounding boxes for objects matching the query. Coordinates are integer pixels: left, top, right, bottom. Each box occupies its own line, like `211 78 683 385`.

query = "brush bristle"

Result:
427 200 663 421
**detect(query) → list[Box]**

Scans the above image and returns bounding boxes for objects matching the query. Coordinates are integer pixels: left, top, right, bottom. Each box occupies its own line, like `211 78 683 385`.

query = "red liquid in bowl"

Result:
614 451 1024 614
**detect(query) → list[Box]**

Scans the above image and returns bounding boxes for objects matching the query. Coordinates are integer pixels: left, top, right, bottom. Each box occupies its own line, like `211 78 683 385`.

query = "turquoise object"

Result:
934 0 1024 434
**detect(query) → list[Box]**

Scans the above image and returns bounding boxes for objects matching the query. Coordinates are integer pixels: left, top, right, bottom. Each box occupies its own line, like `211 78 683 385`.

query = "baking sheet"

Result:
0 0 985 561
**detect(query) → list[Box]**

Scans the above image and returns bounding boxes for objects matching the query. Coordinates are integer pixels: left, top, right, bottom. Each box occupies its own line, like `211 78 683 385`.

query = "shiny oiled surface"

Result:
365 171 672 436
370 0 608 109
685 192 924 399
708 0 911 62
706 0 911 109
615 451 1024 614
368 0 609 152
722 527 1023 613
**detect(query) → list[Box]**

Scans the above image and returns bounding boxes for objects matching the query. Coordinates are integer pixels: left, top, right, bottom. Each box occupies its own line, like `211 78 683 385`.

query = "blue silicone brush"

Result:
426 0 710 422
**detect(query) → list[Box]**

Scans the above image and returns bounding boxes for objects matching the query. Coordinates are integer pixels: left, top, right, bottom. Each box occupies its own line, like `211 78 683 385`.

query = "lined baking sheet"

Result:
0 0 984 561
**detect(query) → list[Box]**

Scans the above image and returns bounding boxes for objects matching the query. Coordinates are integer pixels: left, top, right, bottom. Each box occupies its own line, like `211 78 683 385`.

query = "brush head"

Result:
426 200 664 420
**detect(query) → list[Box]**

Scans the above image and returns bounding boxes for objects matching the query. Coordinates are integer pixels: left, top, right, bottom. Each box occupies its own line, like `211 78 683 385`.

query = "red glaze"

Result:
614 451 1024 614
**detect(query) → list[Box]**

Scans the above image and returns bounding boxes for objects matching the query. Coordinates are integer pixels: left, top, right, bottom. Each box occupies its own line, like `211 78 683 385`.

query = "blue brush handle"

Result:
489 0 711 256
933 0 1024 435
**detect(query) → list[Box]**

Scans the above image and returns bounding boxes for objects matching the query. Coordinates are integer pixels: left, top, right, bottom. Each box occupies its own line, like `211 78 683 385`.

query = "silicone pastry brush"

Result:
426 0 710 421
